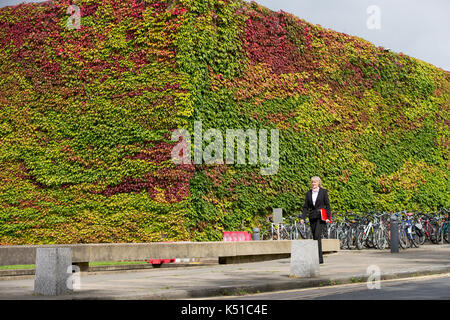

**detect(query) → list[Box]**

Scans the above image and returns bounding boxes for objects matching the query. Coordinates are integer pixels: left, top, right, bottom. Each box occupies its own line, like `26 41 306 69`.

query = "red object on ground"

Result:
223 231 251 242
148 241 176 266
148 258 175 265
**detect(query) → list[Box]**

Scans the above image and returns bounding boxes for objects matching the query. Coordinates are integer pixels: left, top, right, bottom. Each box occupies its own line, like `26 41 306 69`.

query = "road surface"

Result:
209 274 450 300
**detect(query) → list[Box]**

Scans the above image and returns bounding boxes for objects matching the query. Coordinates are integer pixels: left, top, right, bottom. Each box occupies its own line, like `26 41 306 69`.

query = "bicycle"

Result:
284 216 301 240
393 212 409 249
436 208 449 244
335 214 353 250
327 216 339 239
261 216 292 240
340 212 355 248
398 211 421 248
419 213 439 244
356 213 386 250
296 219 312 239
409 211 426 246
374 212 390 250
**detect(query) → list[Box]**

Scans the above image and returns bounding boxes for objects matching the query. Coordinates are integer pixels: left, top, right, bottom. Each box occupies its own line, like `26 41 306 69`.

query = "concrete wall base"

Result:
218 253 290 264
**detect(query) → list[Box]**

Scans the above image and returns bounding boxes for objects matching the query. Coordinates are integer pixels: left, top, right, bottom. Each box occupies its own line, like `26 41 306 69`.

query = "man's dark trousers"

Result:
310 218 324 264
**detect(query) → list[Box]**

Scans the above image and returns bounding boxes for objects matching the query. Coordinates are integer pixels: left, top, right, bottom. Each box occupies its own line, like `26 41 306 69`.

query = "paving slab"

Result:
0 244 449 300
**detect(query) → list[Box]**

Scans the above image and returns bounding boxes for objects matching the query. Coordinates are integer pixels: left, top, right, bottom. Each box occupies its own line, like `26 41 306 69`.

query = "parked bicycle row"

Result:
260 208 449 250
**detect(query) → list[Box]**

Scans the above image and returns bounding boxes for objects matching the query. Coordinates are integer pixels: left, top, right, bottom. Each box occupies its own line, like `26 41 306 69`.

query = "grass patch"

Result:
0 264 35 270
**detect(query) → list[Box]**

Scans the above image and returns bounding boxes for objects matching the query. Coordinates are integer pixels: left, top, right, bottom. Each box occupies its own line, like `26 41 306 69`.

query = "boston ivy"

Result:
0 0 448 244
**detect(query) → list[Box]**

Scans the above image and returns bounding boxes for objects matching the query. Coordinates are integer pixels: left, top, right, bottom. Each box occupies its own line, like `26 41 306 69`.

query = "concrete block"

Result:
322 239 340 252
187 242 236 258
236 240 291 256
0 245 36 265
290 240 319 278
34 248 73 296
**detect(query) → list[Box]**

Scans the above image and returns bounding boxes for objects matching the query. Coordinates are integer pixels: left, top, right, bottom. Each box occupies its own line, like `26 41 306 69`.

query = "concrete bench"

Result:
0 239 339 295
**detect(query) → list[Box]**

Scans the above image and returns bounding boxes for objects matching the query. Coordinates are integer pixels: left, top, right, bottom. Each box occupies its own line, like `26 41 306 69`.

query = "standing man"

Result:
300 176 331 264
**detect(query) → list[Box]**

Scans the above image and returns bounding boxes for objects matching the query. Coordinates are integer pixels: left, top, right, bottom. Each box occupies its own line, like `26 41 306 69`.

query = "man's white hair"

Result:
311 176 322 187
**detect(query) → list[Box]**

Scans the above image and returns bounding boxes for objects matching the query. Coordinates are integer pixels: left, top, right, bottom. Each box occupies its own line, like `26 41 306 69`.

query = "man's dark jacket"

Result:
301 188 331 222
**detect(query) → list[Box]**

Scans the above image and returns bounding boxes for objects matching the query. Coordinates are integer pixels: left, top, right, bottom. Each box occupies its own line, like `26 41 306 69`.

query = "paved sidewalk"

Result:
0 244 449 300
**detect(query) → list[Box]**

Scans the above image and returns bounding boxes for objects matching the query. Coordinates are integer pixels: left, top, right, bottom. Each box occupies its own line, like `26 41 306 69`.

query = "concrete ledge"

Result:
0 239 340 266
322 239 340 252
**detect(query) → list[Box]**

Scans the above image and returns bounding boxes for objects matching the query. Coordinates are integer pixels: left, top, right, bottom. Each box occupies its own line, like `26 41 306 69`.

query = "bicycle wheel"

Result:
417 230 426 246
410 233 420 248
280 227 290 240
291 226 299 240
414 221 426 246
408 225 420 248
385 228 391 249
340 229 349 249
429 224 438 244
436 226 442 243
367 229 377 248
444 224 449 243
375 228 388 250
399 227 409 249
298 225 307 239
261 230 273 240
329 224 338 239
321 225 328 239
356 229 365 250
305 227 312 239
347 227 357 250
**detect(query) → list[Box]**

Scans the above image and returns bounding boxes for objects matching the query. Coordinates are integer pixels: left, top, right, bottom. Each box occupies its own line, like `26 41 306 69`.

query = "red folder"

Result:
320 208 330 223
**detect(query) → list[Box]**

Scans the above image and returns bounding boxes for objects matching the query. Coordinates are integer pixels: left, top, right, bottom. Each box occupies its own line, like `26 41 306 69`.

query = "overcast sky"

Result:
1 0 449 71
248 0 450 71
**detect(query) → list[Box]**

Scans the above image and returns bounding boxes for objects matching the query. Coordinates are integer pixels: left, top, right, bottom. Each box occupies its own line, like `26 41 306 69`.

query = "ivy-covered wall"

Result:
0 0 448 244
